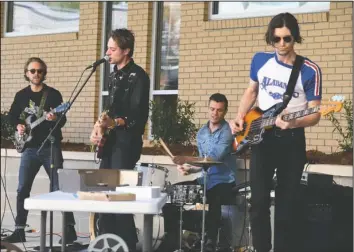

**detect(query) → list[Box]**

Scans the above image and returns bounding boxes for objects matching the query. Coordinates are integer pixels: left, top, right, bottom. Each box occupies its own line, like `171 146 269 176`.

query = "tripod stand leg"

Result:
201 172 207 252
40 211 47 252
61 212 67 251
179 204 183 251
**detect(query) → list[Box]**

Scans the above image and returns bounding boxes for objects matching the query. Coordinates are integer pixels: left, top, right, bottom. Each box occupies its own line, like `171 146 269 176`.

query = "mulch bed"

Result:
1 139 352 165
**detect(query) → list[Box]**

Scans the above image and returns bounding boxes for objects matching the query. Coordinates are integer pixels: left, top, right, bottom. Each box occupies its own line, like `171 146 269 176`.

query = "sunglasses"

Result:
28 69 44 74
272 36 293 43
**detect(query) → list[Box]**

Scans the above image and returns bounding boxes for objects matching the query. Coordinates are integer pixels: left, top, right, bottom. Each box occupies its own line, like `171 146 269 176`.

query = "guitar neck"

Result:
262 106 320 128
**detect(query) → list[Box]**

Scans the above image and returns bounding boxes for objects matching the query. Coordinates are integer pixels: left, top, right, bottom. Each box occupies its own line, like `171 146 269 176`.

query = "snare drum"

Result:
168 185 203 205
135 163 169 189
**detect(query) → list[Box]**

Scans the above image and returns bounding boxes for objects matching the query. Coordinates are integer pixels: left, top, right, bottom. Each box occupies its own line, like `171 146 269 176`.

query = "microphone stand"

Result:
36 65 99 251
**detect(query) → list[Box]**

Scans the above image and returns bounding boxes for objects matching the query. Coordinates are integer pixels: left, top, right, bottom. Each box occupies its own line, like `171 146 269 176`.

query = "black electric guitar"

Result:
14 102 70 153
233 96 344 154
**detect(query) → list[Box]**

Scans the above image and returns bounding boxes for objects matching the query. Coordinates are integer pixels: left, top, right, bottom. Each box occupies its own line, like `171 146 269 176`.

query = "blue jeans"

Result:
15 146 75 228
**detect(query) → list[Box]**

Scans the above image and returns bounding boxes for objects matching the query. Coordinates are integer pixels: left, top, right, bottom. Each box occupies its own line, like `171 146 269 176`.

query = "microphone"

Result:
85 55 109 70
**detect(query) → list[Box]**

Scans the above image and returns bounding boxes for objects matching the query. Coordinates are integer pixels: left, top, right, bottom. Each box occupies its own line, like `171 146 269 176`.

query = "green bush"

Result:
150 98 198 146
1 111 15 142
325 99 353 152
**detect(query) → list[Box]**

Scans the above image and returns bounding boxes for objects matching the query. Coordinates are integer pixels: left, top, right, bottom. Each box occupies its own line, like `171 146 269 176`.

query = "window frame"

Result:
209 1 331 20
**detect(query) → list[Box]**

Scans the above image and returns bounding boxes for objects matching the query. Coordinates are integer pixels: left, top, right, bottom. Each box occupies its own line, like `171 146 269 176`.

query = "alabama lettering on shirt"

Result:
250 52 322 112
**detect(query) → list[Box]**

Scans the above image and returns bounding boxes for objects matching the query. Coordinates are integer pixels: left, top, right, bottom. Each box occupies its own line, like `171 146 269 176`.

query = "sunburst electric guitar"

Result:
94 111 116 159
233 96 344 154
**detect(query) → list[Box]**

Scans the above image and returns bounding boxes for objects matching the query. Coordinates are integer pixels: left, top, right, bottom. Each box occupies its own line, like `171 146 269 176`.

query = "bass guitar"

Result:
233 96 344 154
14 102 70 153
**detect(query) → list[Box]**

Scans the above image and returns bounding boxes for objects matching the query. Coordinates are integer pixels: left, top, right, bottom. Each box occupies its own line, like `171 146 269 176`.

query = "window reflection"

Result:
158 2 181 90
112 1 127 30
7 2 79 35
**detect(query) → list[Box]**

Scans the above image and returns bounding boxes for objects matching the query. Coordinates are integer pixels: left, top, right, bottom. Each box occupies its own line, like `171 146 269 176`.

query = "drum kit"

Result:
89 157 262 252
136 157 260 252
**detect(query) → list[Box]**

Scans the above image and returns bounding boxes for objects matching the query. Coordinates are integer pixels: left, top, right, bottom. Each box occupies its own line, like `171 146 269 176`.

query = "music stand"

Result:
187 158 222 252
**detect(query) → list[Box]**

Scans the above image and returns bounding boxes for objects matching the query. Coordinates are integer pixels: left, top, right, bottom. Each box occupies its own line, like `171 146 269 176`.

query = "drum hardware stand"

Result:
187 157 222 252
243 194 255 252
173 202 185 252
200 166 208 252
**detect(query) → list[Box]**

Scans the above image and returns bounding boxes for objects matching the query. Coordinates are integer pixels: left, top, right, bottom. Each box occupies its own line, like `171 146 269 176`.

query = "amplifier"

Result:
300 171 333 188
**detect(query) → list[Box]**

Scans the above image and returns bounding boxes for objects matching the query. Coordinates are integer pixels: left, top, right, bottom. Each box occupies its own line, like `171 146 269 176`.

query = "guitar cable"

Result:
0 151 29 251
1 148 8 227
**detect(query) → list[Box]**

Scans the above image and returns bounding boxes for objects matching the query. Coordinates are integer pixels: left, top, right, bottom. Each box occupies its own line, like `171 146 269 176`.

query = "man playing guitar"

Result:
4 57 77 244
229 13 322 252
90 28 150 252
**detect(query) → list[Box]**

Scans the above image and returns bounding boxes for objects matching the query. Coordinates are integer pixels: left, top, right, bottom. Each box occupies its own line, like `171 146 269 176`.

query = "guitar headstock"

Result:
53 102 70 113
320 95 344 116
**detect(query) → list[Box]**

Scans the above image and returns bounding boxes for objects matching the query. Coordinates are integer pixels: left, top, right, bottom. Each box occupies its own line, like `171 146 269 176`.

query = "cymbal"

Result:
187 158 223 166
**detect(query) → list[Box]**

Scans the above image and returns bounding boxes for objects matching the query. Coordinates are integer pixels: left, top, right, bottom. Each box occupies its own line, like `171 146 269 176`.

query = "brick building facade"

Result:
1 2 352 153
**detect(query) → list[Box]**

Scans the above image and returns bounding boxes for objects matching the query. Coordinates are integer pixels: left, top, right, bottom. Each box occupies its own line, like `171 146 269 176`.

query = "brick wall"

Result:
1 2 103 144
178 2 353 153
1 2 352 153
0 2 152 144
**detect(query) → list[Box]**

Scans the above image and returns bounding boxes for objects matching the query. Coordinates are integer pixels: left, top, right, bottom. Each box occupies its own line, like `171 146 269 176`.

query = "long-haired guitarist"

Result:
89 29 150 251
4 57 77 244
229 13 322 252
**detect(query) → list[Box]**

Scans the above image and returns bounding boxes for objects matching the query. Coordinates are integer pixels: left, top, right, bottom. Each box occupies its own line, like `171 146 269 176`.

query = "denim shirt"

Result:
196 119 236 190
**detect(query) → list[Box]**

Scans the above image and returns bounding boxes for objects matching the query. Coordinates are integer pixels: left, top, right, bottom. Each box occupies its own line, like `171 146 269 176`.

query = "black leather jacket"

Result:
106 59 150 136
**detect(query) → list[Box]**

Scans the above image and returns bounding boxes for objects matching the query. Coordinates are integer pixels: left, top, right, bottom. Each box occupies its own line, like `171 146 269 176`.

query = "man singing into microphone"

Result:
90 28 150 251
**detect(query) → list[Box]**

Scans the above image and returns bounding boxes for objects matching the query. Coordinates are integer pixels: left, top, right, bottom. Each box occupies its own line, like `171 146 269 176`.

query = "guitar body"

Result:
12 103 70 153
94 113 116 160
233 103 284 154
14 115 35 153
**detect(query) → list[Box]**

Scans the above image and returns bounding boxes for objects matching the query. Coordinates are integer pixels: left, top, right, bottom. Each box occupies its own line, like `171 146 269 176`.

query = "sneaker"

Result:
2 229 26 243
58 225 77 244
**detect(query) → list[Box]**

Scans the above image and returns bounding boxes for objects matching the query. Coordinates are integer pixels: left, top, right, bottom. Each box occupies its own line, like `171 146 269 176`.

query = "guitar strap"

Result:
37 89 49 118
280 55 304 112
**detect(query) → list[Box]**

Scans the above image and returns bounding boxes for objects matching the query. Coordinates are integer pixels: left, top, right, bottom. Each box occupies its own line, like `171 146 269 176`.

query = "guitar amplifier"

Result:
58 168 143 193
301 172 333 188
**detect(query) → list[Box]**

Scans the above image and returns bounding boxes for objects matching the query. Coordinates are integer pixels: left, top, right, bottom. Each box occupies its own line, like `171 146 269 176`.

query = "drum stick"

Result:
159 138 174 159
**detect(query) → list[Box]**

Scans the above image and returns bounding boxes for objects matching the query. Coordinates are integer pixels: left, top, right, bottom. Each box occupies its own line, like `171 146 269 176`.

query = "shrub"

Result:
325 100 353 152
1 111 15 142
150 98 198 146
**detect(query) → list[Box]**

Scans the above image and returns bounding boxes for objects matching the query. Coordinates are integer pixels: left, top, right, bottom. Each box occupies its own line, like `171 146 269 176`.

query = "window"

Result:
210 2 330 20
5 2 80 37
157 2 181 91
101 1 128 112
150 2 181 137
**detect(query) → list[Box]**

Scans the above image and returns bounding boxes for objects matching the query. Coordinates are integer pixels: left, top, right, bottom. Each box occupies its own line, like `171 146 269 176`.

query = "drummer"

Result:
160 93 237 252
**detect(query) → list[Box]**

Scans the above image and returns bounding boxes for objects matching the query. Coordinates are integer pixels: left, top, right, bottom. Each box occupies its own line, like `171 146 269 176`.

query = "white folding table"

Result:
24 191 167 252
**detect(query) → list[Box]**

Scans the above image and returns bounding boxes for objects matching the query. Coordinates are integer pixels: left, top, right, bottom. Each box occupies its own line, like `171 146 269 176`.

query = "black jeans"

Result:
249 128 306 252
16 146 75 228
162 179 235 249
98 131 143 250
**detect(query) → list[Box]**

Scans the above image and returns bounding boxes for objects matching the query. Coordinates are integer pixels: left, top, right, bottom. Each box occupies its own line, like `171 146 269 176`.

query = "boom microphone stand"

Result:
36 64 100 251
